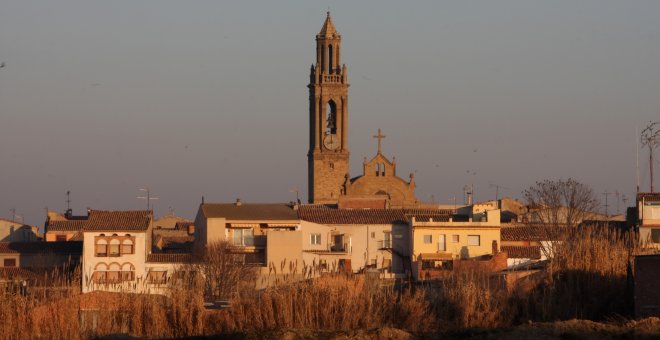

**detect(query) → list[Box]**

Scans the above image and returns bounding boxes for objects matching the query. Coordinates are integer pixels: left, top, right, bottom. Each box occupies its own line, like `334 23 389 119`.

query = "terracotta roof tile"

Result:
174 221 194 230
47 220 87 232
637 192 660 202
501 226 564 241
298 206 408 225
83 210 151 231
501 246 542 259
0 267 41 281
0 241 82 254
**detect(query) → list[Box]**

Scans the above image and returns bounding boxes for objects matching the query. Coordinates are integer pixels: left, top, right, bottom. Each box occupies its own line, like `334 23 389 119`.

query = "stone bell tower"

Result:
308 12 350 204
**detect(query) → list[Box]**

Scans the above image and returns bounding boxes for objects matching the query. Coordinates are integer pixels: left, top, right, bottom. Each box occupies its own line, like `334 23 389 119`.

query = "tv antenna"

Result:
9 208 22 223
137 187 159 211
640 121 660 192
489 182 509 202
601 190 616 219
289 188 300 203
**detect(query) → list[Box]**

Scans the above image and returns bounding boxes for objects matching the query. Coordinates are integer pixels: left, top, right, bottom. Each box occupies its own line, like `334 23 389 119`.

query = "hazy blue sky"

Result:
2 1 659 226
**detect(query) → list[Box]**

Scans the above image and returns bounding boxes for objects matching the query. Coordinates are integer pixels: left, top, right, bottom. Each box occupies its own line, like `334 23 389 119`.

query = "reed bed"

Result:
0 228 653 338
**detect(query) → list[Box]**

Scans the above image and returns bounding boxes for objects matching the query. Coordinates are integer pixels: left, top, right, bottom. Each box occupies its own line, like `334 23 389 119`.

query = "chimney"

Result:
65 209 73 219
235 198 242 206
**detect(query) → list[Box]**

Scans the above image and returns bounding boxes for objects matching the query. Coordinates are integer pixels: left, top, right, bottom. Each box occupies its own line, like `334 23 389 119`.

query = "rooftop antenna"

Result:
601 190 615 220
289 188 300 203
489 182 509 208
640 121 660 192
449 196 457 211
66 190 71 211
137 187 159 211
9 208 16 222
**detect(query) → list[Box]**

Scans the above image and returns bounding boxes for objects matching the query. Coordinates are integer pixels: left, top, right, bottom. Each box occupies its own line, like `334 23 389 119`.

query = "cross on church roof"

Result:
373 128 386 154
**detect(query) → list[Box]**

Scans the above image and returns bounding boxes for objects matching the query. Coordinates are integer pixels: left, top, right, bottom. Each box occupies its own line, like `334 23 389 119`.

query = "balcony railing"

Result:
330 243 348 252
378 239 392 249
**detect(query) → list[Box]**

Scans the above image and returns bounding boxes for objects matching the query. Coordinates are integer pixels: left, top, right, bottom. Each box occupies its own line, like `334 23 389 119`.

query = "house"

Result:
81 209 194 294
500 226 562 269
0 218 41 242
0 241 82 269
297 205 411 276
194 200 303 282
44 210 88 241
410 208 502 280
637 192 660 249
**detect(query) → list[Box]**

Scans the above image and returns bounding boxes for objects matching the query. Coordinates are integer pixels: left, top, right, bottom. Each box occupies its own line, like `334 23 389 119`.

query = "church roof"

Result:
201 203 299 221
318 12 338 37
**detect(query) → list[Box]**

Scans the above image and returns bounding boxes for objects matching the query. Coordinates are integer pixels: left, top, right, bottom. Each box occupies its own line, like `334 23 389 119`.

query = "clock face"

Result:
324 134 340 150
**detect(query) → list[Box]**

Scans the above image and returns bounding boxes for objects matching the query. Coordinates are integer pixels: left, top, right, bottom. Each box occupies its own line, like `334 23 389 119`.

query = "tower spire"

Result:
318 11 337 37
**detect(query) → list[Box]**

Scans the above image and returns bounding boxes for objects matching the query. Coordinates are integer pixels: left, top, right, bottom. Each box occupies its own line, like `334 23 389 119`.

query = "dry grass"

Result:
0 229 656 338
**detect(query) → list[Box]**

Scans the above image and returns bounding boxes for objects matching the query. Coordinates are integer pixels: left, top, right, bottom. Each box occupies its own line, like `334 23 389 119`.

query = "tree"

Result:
523 178 600 228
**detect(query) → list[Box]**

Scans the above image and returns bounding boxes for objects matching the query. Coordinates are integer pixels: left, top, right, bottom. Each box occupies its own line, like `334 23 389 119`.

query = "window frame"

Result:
423 235 432 244
467 235 481 246
310 233 322 245
438 234 446 251
452 235 460 243
3 258 17 267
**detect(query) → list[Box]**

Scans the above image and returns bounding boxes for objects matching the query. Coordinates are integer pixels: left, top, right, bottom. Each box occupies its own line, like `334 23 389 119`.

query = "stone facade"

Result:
343 150 418 208
307 14 419 207
308 13 350 204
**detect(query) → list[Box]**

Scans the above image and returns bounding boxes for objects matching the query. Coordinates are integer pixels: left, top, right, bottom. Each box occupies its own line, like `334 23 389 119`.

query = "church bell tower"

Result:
308 12 350 204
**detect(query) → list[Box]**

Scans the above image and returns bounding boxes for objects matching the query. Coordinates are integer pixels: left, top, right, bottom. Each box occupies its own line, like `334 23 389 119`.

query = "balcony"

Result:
378 239 392 249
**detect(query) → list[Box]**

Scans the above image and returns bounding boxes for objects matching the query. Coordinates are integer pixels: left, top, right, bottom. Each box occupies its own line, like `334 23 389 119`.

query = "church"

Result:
307 13 419 209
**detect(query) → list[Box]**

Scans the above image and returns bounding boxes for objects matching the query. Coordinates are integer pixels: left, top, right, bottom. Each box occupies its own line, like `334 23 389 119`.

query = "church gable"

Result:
341 129 419 208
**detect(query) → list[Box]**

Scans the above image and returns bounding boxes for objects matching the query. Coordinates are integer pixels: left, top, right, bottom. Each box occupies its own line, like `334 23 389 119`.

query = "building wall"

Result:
0 220 41 242
82 231 148 293
45 232 78 242
412 227 500 260
265 230 303 273
299 221 397 273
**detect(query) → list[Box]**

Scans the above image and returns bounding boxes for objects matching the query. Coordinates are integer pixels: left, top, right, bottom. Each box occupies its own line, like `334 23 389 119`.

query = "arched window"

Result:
107 263 121 283
95 239 108 257
93 262 108 284
121 238 134 255
121 262 135 281
326 101 337 135
376 163 381 176
109 239 120 257
328 44 334 73
381 163 386 176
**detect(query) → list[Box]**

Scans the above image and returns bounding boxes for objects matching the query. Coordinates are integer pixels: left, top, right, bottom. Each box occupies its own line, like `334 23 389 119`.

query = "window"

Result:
95 239 108 257
423 235 432 244
148 271 167 284
233 229 254 246
467 235 481 246
121 239 134 254
651 229 660 243
371 232 375 238
109 239 120 257
3 258 16 267
438 234 446 251
383 258 392 270
452 235 460 243
310 233 321 245
370 259 377 267
56 235 67 242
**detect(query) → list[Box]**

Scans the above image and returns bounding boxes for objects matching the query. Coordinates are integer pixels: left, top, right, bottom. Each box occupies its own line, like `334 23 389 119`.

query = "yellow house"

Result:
411 209 501 280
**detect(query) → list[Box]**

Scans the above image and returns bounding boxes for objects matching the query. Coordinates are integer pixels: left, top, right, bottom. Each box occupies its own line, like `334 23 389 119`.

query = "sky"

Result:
1 1 659 227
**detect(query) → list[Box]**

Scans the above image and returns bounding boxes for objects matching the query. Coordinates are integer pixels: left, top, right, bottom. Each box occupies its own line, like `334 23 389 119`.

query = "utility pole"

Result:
137 187 159 211
641 121 660 192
